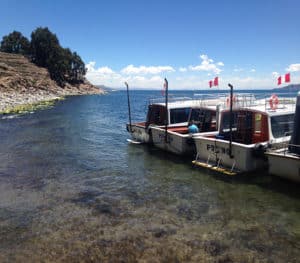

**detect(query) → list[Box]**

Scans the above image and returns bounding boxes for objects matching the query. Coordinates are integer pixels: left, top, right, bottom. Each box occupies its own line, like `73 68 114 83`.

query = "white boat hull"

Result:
151 126 195 155
266 150 300 182
127 124 151 144
194 135 268 172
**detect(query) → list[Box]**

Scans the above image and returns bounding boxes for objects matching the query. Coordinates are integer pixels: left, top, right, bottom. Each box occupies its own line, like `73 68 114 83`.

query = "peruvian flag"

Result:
277 73 291 85
213 77 219 86
285 73 291 83
277 76 282 85
209 77 219 88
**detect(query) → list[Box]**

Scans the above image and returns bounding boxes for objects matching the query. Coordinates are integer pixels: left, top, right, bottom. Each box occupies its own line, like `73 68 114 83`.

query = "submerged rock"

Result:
204 240 227 256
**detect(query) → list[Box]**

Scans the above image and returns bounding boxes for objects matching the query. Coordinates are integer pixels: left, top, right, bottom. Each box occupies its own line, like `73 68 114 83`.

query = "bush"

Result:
0 27 86 86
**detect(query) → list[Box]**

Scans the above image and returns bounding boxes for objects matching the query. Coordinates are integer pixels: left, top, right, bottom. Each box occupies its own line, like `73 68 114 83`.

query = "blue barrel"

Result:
289 92 300 154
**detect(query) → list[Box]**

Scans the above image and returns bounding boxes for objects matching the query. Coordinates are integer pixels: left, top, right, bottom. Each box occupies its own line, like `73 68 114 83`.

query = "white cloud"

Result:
85 62 121 86
96 66 115 74
86 59 300 90
124 75 165 89
233 68 244 72
179 67 187 72
189 54 224 74
286 63 300 72
250 69 256 72
121 64 175 75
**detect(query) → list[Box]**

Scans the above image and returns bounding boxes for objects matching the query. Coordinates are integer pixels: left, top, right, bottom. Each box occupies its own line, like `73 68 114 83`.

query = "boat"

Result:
150 97 224 155
266 92 300 182
126 96 206 144
126 79 206 144
192 93 296 175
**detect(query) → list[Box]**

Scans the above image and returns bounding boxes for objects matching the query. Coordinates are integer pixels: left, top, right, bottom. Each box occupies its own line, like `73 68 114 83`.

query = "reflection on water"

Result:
0 92 299 262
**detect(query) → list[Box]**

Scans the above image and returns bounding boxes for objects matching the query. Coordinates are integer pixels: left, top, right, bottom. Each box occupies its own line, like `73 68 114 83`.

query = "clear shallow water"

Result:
0 90 299 262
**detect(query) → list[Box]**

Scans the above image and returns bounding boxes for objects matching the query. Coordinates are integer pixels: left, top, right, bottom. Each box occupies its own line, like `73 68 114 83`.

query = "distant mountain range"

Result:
272 84 300 92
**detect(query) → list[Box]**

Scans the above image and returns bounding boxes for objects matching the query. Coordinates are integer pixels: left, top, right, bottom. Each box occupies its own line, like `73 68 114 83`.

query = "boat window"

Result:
170 108 191 124
271 114 294 138
147 105 166 125
254 113 262 133
220 112 238 133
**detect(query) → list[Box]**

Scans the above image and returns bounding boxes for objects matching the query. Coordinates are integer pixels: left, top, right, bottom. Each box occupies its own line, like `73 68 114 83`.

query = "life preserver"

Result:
226 95 236 107
269 94 279 110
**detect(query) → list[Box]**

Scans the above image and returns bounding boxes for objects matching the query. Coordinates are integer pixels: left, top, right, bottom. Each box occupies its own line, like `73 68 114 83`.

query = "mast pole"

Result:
164 78 169 143
228 83 234 158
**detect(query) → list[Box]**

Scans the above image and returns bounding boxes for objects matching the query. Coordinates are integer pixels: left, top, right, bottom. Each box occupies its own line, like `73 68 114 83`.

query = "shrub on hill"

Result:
0 27 86 86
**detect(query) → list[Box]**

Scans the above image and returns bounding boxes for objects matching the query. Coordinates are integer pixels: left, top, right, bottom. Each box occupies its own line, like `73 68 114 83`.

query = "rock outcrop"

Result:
0 51 105 113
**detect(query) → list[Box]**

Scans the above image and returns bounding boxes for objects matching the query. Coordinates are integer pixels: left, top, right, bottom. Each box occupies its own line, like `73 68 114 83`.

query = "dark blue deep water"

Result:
0 90 299 262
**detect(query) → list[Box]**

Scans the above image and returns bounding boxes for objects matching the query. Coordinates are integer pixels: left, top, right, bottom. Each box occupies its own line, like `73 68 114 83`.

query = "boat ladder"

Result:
207 153 237 173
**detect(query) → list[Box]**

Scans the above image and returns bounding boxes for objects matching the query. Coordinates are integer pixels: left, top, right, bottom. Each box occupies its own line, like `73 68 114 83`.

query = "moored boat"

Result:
151 93 261 156
126 96 206 144
192 93 296 175
266 92 300 182
150 97 222 155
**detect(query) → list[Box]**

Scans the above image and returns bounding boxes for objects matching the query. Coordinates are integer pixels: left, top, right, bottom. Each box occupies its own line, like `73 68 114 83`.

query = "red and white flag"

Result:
208 77 219 88
285 73 290 83
277 73 291 85
213 77 219 86
277 76 282 85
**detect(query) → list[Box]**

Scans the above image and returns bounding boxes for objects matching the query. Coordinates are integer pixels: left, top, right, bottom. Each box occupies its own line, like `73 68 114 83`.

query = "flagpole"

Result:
164 78 169 143
125 82 132 133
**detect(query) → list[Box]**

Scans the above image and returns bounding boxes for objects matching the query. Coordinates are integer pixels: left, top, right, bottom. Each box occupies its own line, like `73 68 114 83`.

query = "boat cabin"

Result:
217 108 294 145
146 104 191 127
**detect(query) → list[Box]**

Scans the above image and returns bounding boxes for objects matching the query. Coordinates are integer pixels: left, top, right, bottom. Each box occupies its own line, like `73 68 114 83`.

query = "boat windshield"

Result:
271 114 294 138
170 108 191 124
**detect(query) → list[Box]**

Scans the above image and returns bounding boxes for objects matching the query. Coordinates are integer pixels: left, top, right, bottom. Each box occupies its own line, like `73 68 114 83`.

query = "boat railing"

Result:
269 142 300 156
220 92 297 111
260 93 297 111
217 93 258 109
148 92 297 111
149 93 228 107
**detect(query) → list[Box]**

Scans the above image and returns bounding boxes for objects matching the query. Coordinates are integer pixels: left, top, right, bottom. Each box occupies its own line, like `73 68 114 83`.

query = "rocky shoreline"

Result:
0 82 105 114
0 51 105 114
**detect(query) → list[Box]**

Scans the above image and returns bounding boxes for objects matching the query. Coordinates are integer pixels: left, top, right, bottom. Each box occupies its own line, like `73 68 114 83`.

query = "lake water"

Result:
0 90 299 262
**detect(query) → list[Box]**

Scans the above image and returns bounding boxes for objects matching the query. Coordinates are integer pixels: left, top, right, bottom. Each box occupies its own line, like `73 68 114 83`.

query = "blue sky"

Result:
1 0 300 89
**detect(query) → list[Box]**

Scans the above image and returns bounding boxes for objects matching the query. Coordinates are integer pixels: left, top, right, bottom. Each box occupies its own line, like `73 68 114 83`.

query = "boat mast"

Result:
125 82 132 132
164 78 169 143
228 83 234 158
